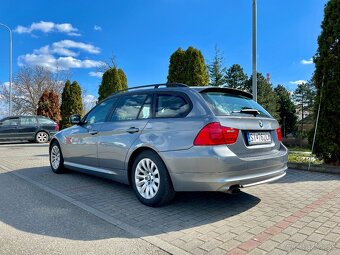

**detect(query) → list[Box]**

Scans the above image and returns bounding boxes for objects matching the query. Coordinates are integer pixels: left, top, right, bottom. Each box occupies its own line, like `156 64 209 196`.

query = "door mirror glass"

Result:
69 115 81 125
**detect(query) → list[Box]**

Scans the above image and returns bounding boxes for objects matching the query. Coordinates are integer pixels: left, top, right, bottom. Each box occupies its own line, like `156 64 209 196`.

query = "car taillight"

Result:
276 128 282 141
56 123 59 131
194 122 239 146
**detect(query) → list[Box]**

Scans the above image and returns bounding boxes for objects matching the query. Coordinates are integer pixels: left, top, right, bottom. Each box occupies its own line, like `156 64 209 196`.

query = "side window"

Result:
84 98 117 124
2 118 19 126
155 94 190 118
21 117 38 126
111 94 148 121
38 118 55 124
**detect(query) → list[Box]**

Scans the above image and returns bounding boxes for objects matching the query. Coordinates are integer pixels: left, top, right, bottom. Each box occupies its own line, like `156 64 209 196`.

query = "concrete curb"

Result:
288 162 340 174
0 163 189 255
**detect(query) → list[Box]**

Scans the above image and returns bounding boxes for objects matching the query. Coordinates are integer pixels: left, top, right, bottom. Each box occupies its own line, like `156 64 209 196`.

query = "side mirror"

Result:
69 115 81 125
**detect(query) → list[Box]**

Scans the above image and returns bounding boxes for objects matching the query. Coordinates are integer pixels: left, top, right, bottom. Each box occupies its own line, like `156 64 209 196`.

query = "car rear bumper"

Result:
161 143 288 192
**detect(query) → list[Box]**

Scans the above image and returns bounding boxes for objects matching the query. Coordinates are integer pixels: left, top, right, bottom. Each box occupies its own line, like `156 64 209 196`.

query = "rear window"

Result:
38 117 55 124
201 92 272 118
156 94 190 118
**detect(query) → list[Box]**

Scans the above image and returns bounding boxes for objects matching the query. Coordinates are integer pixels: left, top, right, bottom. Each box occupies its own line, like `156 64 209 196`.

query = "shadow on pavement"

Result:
0 165 260 241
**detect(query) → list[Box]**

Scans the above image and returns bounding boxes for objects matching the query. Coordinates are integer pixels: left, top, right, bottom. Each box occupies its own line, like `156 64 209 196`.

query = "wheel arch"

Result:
127 146 171 185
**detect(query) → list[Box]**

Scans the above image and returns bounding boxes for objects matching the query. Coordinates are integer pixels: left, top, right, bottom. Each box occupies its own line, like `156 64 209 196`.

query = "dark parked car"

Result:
0 115 59 143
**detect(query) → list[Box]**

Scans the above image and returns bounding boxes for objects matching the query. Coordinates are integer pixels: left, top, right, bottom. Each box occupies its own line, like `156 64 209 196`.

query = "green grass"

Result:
288 153 323 165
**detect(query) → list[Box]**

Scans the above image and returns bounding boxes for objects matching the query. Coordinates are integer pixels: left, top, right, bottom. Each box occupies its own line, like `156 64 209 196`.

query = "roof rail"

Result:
111 83 189 95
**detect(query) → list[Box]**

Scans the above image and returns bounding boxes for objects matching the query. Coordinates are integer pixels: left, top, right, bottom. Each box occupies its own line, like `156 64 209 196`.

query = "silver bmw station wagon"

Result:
49 83 287 207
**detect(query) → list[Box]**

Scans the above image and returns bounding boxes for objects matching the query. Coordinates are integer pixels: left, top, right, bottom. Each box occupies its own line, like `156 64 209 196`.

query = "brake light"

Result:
194 122 239 146
56 123 59 131
276 128 282 141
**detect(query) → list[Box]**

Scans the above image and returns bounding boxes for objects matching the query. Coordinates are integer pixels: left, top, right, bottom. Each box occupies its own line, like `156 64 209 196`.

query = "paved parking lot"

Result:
0 142 339 255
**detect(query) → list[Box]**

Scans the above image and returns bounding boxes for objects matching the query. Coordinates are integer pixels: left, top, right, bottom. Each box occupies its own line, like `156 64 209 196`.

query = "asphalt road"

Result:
0 163 167 255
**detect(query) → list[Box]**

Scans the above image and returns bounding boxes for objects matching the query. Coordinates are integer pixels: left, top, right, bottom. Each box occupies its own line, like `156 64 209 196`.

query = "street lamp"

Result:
0 23 13 116
252 0 257 102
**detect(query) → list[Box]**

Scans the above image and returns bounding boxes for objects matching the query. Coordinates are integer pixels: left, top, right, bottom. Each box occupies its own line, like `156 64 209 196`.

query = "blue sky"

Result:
0 0 327 100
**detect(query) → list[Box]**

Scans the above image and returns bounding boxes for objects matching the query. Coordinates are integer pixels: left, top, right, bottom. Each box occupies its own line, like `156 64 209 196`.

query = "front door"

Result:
0 117 20 140
63 97 118 168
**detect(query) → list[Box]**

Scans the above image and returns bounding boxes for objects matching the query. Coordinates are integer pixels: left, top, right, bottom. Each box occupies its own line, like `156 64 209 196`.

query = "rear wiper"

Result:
232 108 260 117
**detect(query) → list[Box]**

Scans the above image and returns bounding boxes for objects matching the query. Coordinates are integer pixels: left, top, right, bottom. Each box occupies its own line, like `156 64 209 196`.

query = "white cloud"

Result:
289 80 307 85
52 40 100 54
14 21 80 36
89 71 103 78
18 53 104 72
94 25 102 31
32 40 100 58
301 58 313 65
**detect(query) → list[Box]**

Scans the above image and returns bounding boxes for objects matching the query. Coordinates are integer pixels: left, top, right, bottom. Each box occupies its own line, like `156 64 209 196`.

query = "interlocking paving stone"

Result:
0 143 339 255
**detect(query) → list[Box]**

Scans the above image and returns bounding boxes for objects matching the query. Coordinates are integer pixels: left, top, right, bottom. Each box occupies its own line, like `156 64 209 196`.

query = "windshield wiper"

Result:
232 108 260 117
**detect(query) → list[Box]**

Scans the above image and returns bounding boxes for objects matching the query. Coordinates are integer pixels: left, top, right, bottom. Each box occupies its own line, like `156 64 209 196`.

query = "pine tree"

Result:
118 68 128 90
98 67 122 101
37 90 50 117
167 46 209 86
208 46 226 86
60 80 83 129
312 0 340 163
60 80 72 129
274 85 297 136
247 73 279 119
225 64 248 90
70 81 83 117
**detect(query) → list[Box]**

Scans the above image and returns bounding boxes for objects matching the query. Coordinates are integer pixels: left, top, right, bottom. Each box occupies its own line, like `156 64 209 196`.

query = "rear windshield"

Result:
201 91 272 118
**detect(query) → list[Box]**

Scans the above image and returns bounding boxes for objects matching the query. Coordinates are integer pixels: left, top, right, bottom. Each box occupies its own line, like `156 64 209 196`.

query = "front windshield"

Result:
201 91 272 118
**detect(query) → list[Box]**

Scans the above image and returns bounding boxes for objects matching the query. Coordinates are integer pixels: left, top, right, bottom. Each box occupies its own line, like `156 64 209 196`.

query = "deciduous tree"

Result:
0 65 67 115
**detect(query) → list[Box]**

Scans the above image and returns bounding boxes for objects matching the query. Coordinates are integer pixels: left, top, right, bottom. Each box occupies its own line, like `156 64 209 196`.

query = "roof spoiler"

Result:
198 87 253 99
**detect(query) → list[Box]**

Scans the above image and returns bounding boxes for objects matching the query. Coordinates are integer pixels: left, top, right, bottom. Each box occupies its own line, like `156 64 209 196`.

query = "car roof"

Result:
106 83 253 99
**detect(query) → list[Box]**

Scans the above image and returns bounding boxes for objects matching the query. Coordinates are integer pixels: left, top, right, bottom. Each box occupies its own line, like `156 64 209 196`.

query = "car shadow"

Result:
0 165 260 241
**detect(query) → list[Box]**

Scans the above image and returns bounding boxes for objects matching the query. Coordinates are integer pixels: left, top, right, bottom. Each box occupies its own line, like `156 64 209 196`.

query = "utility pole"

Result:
252 0 257 102
0 23 13 116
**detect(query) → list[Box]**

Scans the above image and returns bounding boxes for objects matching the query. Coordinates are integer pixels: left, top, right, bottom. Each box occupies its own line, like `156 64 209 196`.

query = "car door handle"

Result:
89 130 98 135
126 127 139 134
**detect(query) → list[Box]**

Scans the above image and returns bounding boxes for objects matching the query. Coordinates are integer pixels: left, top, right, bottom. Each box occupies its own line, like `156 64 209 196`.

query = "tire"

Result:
35 131 49 143
131 150 175 207
49 141 65 174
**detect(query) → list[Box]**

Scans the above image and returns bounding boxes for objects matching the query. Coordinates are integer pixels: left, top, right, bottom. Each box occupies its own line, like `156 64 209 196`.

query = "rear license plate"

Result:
247 132 271 145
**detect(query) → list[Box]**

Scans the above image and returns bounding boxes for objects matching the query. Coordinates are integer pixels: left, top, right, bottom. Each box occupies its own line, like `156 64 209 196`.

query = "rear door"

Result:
19 116 38 139
0 117 20 140
97 93 152 172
